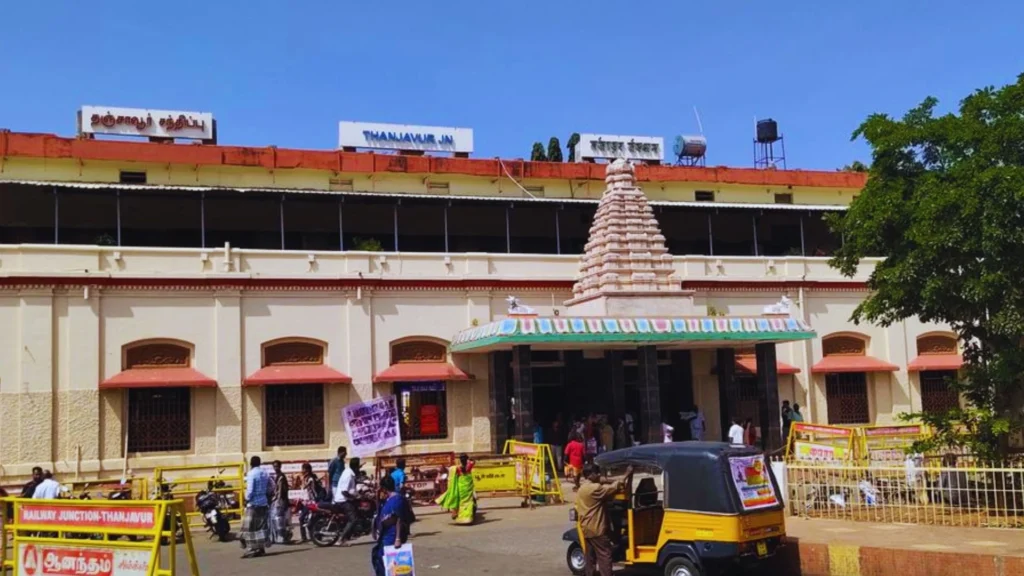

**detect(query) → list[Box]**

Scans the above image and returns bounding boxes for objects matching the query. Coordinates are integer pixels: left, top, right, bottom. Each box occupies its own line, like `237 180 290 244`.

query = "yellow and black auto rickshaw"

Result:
563 442 785 576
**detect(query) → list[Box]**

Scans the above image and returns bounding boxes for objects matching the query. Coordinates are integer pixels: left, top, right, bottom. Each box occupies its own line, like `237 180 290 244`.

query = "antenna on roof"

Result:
693 106 704 136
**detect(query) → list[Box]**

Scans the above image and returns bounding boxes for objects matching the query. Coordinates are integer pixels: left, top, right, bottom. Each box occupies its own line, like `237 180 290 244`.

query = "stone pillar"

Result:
637 346 661 444
668 350 694 439
716 348 738 440
755 343 783 452
488 351 511 452
213 292 244 460
606 350 625 422
511 345 534 442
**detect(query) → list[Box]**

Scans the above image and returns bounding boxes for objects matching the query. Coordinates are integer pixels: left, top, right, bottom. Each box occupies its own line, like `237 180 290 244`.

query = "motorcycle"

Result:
151 480 186 544
305 477 378 547
195 479 232 542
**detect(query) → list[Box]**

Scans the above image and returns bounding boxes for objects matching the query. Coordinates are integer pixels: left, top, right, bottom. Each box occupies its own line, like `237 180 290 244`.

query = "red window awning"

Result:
373 362 471 383
811 355 899 374
735 355 801 375
100 367 217 390
243 364 352 386
908 354 963 372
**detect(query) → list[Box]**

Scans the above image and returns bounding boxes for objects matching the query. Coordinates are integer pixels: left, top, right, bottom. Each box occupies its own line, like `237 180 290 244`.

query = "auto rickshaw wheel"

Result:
664 557 701 576
565 543 585 576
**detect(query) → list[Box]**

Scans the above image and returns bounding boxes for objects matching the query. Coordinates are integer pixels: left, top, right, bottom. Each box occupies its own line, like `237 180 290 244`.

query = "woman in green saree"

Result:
436 454 476 525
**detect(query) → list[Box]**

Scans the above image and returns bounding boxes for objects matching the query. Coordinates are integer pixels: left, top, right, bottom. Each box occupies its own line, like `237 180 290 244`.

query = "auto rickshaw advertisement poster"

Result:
384 543 415 576
727 455 780 511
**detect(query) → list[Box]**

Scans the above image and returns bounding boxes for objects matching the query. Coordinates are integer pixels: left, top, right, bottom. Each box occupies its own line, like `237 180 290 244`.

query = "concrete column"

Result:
65 293 102 472
19 289 56 467
213 291 244 459
511 345 534 442
755 343 783 452
606 350 625 422
346 293 375 402
716 348 738 440
637 346 661 444
488 351 510 452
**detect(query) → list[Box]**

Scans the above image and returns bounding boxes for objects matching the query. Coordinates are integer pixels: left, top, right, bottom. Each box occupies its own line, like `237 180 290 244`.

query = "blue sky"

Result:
1 0 1021 170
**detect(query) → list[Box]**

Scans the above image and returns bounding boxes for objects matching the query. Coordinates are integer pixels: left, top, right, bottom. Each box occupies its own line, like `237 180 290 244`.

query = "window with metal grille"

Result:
825 373 870 424
920 371 960 415
395 382 448 441
127 387 191 452
265 384 325 447
694 190 715 202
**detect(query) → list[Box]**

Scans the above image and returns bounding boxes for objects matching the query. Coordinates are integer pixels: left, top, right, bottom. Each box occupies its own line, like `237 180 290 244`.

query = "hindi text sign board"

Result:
343 395 402 457
575 133 664 162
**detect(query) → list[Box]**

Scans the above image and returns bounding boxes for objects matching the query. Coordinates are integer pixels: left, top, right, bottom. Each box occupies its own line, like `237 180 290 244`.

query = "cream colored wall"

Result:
1 157 860 207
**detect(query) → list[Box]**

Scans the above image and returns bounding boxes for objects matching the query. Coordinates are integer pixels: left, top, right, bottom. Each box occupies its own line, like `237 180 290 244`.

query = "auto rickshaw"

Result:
563 442 785 576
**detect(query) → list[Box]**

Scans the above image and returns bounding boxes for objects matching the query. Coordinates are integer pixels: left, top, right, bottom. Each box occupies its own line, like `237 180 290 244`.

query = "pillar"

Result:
511 345 534 442
669 350 694 439
488 351 511 452
606 350 625 422
637 346 661 444
716 348 738 440
755 343 783 452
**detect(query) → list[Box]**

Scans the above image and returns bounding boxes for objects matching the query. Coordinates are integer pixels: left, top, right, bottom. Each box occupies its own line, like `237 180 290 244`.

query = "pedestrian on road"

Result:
270 460 293 544
32 471 60 499
564 433 585 491
327 446 348 491
239 456 272 558
298 462 324 543
728 417 746 445
391 458 407 492
333 457 360 545
371 475 414 576
575 463 633 576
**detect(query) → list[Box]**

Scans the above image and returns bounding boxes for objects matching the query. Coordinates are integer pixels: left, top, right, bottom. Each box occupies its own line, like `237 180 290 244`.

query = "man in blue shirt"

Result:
327 446 348 490
239 456 272 558
371 475 412 576
390 459 407 491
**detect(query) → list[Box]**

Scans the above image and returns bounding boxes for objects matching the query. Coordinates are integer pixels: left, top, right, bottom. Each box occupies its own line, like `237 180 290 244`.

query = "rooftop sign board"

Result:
575 133 664 162
79 106 214 140
338 121 473 154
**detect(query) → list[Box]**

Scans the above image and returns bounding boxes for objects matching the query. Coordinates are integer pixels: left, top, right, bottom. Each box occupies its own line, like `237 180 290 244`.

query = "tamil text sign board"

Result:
80 106 213 140
338 121 473 154
575 133 663 162
17 542 151 576
342 395 402 457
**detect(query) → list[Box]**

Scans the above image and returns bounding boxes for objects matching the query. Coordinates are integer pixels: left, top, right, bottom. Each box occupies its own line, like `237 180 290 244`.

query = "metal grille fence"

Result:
786 460 1024 529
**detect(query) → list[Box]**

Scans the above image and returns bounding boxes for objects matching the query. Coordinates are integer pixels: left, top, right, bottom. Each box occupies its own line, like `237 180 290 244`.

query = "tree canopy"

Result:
567 133 581 162
547 137 563 162
829 74 1024 459
530 142 547 161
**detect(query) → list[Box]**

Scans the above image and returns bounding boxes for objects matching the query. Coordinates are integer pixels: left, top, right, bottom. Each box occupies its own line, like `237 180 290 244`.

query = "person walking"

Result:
327 446 348 491
689 407 706 441
20 467 43 498
270 461 293 544
297 462 325 543
333 457 360 545
239 456 272 558
371 475 414 576
564 433 585 491
32 471 60 499
728 417 746 445
575 463 634 576
549 416 566 473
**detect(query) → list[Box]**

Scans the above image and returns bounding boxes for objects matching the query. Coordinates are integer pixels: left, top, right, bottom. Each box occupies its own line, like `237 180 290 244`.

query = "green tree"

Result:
547 137 563 162
839 160 869 172
567 133 580 162
530 142 548 162
828 75 1024 460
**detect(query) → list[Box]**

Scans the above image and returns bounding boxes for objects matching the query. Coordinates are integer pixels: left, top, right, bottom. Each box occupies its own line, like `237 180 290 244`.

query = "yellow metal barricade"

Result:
854 424 930 464
152 463 244 529
470 454 530 503
784 423 857 462
0 497 199 576
502 440 564 504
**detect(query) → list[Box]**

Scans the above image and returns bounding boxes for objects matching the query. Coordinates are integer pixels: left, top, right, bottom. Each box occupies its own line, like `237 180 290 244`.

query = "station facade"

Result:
0 128 963 480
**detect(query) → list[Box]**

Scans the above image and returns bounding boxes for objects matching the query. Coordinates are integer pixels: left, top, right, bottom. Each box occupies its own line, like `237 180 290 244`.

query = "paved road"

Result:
185 500 578 576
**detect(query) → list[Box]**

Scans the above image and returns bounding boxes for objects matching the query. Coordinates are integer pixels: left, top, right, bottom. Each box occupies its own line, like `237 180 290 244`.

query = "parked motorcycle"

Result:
152 480 186 544
305 477 378 547
195 479 232 542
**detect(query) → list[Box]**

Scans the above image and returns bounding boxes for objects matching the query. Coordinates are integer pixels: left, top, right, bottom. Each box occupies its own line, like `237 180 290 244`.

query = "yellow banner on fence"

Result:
472 458 521 493
0 497 199 576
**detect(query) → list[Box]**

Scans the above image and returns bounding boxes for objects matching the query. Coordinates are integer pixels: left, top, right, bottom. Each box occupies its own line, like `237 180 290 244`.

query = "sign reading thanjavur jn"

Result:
575 133 664 162
78 106 214 140
338 121 473 154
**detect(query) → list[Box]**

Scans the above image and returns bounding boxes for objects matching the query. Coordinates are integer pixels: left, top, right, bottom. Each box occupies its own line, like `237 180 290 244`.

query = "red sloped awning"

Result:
812 355 900 374
735 355 801 375
373 362 471 383
908 354 963 372
100 367 217 389
243 364 352 386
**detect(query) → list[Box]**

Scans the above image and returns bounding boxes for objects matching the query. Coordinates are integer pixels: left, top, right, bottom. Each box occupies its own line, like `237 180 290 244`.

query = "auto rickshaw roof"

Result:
595 441 763 469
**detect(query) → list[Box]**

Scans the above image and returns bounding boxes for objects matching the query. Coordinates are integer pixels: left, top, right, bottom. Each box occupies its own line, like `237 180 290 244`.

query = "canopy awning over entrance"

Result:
100 367 217 389
374 362 471 383
735 354 801 375
449 316 815 353
243 364 352 386
811 355 899 374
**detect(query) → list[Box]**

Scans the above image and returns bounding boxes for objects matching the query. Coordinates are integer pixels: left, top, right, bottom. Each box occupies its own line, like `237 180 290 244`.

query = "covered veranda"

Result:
450 315 815 452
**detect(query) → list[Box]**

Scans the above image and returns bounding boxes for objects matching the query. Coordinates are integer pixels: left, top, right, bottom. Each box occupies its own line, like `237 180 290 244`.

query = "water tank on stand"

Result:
673 135 707 166
756 119 779 143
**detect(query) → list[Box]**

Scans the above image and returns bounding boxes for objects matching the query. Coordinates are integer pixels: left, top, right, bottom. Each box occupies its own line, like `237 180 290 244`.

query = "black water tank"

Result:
756 119 779 143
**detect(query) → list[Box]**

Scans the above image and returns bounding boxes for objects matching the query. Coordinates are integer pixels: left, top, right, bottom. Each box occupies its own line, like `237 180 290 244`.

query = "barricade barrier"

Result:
0 497 199 576
152 463 244 530
785 423 857 462
1 477 147 502
374 453 454 507
858 424 929 464
785 423 935 464
470 454 530 504
502 440 563 504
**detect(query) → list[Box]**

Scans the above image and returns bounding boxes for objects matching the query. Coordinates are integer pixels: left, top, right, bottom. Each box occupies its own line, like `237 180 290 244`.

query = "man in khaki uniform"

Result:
574 463 633 576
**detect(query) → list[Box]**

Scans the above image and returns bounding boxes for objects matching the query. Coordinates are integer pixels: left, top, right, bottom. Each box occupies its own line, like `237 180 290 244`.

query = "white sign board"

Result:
342 395 402 457
339 121 473 153
575 133 664 162
80 106 213 140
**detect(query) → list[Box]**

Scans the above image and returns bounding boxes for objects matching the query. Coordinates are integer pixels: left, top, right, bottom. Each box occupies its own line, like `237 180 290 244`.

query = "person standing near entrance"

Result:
781 401 794 443
744 418 758 447
564 433 585 491
728 417 746 445
689 407 706 441
239 456 272 558
575 463 633 576
791 404 805 423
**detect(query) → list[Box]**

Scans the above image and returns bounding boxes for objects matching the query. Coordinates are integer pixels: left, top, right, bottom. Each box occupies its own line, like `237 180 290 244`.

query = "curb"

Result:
775 539 1024 576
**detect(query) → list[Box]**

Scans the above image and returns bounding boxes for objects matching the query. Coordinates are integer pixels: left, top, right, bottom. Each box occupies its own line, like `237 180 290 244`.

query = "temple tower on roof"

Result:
565 158 695 316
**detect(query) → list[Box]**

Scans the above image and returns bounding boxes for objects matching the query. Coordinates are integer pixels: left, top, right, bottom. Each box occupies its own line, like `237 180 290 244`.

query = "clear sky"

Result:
1 0 1021 170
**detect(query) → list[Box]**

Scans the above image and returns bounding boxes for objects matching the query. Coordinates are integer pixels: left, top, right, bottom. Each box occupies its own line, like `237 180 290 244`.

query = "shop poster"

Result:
728 455 780 511
384 543 415 576
342 395 402 457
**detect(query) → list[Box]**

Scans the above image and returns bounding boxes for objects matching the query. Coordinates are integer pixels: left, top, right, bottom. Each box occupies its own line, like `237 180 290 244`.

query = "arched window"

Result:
916 334 961 415
821 333 871 425
122 340 198 453
388 338 452 441
258 339 329 448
